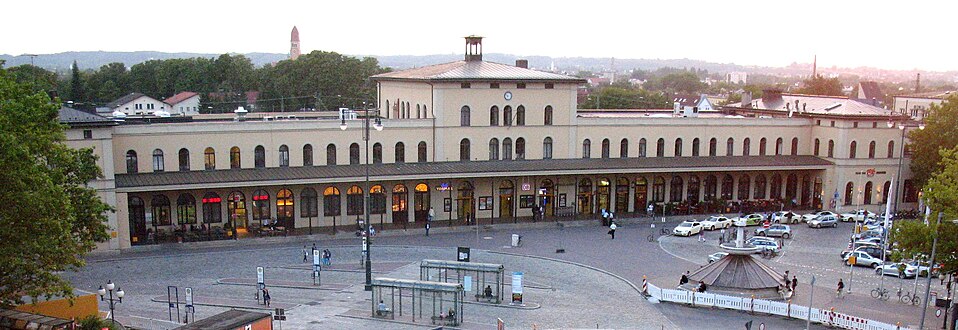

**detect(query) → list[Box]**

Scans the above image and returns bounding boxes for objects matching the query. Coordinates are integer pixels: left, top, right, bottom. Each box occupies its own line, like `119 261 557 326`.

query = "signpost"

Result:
184 287 194 323
256 266 265 304
457 247 470 262
511 271 524 305
312 249 321 286
167 286 180 323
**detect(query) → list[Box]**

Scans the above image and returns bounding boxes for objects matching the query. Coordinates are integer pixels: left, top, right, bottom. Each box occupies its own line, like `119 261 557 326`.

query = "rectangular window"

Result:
490 83 499 89
872 122 878 128
461 82 471 89
516 83 526 89
853 122 859 128
83 130 92 139
816 120 821 126
830 121 835 127
545 83 554 89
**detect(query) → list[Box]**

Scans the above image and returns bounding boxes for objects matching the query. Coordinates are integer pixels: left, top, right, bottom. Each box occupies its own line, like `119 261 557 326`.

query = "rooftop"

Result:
163 91 198 105
726 93 898 117
173 309 270 330
372 60 585 83
106 92 147 109
58 106 116 127
894 91 955 99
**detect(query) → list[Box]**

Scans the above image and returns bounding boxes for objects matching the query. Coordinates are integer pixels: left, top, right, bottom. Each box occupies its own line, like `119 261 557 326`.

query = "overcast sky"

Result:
2 0 954 71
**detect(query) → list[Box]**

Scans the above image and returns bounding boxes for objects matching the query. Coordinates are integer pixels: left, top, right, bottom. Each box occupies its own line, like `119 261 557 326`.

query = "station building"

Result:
61 37 920 252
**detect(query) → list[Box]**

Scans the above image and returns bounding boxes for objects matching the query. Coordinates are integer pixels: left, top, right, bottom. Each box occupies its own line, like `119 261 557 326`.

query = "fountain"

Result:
683 226 789 299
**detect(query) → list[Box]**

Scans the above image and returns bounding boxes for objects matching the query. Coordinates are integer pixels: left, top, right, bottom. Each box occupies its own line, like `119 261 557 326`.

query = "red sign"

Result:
202 197 222 203
866 168 876 177
252 195 269 201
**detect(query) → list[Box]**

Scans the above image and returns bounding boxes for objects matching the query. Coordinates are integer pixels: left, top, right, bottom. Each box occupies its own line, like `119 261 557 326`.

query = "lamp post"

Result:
887 121 925 213
340 102 382 291
97 280 125 326
919 211 943 330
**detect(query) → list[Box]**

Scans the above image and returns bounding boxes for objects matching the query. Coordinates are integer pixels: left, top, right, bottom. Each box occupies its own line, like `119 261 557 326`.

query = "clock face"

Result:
504 91 513 101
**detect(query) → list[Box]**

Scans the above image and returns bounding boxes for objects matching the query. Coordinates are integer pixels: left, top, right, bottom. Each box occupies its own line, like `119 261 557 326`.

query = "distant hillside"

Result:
0 51 289 72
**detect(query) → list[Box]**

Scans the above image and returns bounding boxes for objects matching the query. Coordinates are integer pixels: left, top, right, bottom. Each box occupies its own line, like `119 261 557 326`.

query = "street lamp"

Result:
97 280 125 326
340 102 382 291
887 121 925 213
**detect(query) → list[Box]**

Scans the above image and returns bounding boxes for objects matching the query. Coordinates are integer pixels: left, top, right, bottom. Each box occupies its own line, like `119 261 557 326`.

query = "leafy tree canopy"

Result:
909 96 958 186
579 86 670 109
0 68 112 307
795 75 843 96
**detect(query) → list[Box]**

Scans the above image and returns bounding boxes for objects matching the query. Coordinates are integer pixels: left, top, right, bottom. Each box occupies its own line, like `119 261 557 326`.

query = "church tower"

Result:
290 26 301 60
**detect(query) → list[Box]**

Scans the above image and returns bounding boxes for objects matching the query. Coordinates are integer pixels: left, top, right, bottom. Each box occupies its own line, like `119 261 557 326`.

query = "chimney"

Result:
741 91 752 108
515 59 528 69
464 35 484 62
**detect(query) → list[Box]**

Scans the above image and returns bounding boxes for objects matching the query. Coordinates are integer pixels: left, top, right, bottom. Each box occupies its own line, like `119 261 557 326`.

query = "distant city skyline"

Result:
2 0 956 72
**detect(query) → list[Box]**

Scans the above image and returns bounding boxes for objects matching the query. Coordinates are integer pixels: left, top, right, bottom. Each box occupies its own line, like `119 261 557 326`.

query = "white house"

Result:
672 94 716 117
164 91 201 116
107 93 171 116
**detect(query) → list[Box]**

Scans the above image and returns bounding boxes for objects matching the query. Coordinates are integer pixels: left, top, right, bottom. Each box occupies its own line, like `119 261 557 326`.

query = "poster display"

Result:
511 271 523 304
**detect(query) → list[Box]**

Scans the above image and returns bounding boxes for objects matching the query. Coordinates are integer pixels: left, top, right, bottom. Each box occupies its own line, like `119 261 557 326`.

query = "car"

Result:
876 262 917 278
673 221 704 237
844 250 883 268
708 252 729 263
747 236 777 245
733 213 765 227
807 215 839 228
903 260 936 277
751 239 781 253
802 211 838 222
840 209 877 222
701 216 733 230
855 237 883 245
854 228 885 240
755 224 792 238
841 244 890 261
771 211 801 223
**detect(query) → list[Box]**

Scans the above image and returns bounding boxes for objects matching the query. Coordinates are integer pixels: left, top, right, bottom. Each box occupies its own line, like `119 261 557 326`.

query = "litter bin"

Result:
511 234 520 247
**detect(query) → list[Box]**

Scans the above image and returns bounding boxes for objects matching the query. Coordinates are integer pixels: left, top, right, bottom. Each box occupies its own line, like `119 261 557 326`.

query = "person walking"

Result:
647 203 654 217
836 278 844 298
323 249 331 266
425 221 430 236
263 288 271 307
783 270 789 284
791 275 798 294
679 271 690 287
302 245 309 263
608 221 617 239
428 207 435 222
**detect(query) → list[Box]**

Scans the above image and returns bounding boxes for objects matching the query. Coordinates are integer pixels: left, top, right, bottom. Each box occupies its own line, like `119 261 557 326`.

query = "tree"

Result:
795 75 843 96
889 220 958 275
909 95 958 186
643 71 706 94
0 68 112 307
256 51 384 112
579 87 670 109
6 65 59 96
69 60 85 102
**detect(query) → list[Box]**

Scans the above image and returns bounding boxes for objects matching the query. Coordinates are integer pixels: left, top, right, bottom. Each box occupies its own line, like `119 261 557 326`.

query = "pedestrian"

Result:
836 278 844 298
369 226 376 237
791 275 798 293
425 221 430 236
608 221 617 239
783 270 789 284
679 271 690 287
312 243 317 253
302 245 308 263
323 249 331 266
428 207 435 222
698 230 705 242
697 282 707 293
647 203 654 217
263 288 271 307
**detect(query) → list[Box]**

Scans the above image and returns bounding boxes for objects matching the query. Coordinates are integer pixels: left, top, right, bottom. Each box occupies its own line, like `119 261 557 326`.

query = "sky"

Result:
2 0 955 71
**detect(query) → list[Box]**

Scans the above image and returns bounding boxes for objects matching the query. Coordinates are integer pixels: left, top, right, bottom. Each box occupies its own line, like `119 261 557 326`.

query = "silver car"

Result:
808 215 838 228
755 224 791 238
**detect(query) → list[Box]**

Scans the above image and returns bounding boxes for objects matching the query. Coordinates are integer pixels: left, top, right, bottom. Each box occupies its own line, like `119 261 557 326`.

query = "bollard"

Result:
750 295 755 314
786 299 791 317
642 276 648 296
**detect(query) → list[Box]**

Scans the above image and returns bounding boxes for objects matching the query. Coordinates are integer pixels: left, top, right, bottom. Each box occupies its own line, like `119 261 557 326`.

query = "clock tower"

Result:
290 26 301 60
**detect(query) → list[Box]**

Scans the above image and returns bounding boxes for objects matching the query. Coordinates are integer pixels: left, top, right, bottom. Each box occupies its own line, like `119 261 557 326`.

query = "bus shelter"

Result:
419 259 505 304
370 277 464 326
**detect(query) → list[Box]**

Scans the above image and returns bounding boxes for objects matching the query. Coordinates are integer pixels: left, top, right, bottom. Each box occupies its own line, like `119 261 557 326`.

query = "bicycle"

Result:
870 287 890 301
660 228 671 236
647 233 655 242
898 289 921 305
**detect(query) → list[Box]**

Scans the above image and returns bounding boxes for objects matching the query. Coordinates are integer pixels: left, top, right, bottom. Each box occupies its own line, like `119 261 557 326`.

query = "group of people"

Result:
602 209 618 239
302 244 332 266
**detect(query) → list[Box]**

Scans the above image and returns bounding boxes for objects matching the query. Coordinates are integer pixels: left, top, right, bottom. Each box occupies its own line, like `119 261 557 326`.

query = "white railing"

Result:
645 282 908 330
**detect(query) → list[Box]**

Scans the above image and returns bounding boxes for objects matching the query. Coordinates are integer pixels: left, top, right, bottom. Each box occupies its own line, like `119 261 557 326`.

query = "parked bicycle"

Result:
870 287 890 301
898 288 921 305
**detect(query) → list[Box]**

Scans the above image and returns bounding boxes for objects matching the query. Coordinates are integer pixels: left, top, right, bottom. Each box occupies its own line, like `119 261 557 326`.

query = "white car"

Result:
750 239 781 253
844 250 883 268
701 216 732 230
801 211 837 222
673 221 704 236
708 252 729 263
876 262 918 278
771 211 800 223
904 260 935 277
840 209 877 222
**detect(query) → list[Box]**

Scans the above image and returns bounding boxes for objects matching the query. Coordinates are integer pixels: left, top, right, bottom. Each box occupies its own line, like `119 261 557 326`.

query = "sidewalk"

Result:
151 294 297 310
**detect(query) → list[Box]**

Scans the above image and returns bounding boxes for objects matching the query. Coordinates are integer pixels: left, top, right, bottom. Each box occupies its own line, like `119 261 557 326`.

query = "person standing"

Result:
679 271 690 287
647 203 654 217
428 207 435 222
791 275 798 294
608 221 617 239
425 221 430 236
263 288 271 307
836 278 844 298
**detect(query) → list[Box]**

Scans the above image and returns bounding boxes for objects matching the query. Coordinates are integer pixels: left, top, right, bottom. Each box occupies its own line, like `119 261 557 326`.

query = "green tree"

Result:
0 68 112 307
85 62 130 103
795 75 843 96
257 51 384 112
889 220 958 274
909 95 958 186
579 87 670 109
644 71 706 94
6 64 59 95
68 60 85 103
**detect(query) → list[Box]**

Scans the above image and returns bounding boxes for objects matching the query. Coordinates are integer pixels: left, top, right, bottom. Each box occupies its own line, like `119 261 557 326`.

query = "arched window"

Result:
544 105 553 125
864 181 874 204
759 138 767 156
786 174 798 202
726 138 734 156
868 141 876 158
502 138 513 160
503 106 513 126
460 105 471 126
489 106 499 126
251 190 270 223
770 173 782 199
601 138 610 158
460 139 471 161
582 139 591 158
401 102 406 118
204 147 215 170
126 150 138 173
543 137 553 159
279 145 289 167
814 139 820 156
323 187 341 216
709 138 717 156
129 196 146 244
705 175 718 200
656 138 665 157
372 143 382 164
881 181 891 204
151 195 171 226
178 148 190 171
393 184 409 222
347 185 364 216
738 175 751 200
201 192 222 223
370 185 386 215
176 193 197 224
828 140 835 157
887 140 895 158
489 138 500 160
670 176 684 202
276 189 295 226
688 175 701 202
652 176 665 202
691 138 700 157
327 144 337 165
674 138 683 157
418 141 427 162
721 174 734 200
349 143 360 165
152 149 165 172
395 142 405 163
849 141 857 159
230 147 241 169
754 174 767 199
844 182 854 206
515 138 526 160
227 191 247 228
416 104 421 118
620 138 629 158
254 145 265 168
775 137 783 155
791 138 799 155
638 138 647 157
743 138 751 156
301 188 318 218
516 105 525 126
303 144 313 166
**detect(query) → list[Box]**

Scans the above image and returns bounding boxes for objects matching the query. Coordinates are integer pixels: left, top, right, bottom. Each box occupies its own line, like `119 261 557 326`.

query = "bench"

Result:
430 316 457 326
475 294 498 303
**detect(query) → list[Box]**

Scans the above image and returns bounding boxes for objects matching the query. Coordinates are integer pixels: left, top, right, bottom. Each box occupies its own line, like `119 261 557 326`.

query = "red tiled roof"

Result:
164 91 198 105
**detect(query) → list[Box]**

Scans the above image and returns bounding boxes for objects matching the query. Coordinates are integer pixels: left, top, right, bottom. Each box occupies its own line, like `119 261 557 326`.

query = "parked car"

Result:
751 239 781 253
802 211 838 222
708 252 729 263
854 228 885 240
771 211 800 223
840 209 877 222
904 260 936 277
733 213 765 227
747 236 777 245
844 250 883 268
755 224 792 238
808 215 839 228
876 262 917 278
701 216 733 230
841 243 890 261
673 221 704 237
855 237 883 245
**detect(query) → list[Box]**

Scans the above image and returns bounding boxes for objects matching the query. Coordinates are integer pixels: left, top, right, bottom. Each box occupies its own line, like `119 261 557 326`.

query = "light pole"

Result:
919 211 943 330
97 280 125 326
888 121 925 213
340 102 382 291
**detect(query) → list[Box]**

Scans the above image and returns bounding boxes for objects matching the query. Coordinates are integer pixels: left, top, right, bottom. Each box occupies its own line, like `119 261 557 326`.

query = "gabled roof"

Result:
726 93 897 117
673 95 701 107
106 92 146 109
372 60 585 83
858 81 882 101
58 106 116 127
163 91 198 105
